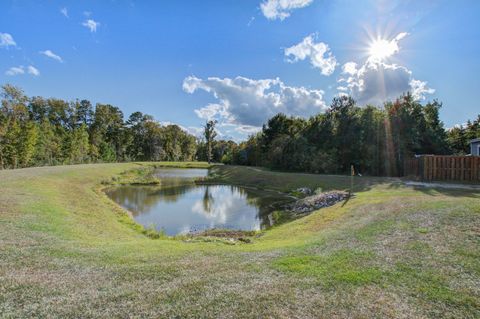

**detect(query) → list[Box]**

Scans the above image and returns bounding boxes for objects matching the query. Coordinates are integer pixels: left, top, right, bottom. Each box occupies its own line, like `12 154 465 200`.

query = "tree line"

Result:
1 84 479 175
0 84 197 169
204 94 480 176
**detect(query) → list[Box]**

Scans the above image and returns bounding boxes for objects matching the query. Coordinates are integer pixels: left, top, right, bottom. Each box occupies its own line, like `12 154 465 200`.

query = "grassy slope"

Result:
0 163 479 318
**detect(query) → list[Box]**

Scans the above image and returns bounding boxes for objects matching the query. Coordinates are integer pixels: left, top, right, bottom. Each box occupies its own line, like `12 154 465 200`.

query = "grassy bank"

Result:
0 163 479 318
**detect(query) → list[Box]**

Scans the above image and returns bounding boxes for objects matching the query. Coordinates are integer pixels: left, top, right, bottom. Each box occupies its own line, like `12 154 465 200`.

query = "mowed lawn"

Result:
0 163 479 318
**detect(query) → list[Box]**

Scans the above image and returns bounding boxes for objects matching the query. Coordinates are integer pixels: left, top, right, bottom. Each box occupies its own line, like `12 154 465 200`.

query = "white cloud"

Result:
261 0 313 20
410 79 435 101
0 33 16 47
82 19 100 32
5 65 39 77
194 103 229 121
27 65 40 76
338 32 433 105
60 7 68 18
5 66 25 76
339 60 434 105
40 50 63 63
342 62 357 75
285 34 337 76
183 75 327 127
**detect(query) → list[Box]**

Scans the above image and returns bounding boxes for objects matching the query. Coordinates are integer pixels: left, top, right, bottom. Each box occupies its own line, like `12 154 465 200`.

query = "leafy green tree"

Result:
204 120 217 164
126 112 151 160
0 85 32 168
17 121 38 167
90 104 125 162
75 100 94 127
35 118 60 166
67 124 90 164
1 118 21 168
162 125 184 161
385 93 425 175
3 82 475 175
422 100 449 154
181 133 197 161
464 116 480 142
447 126 468 154
328 96 360 173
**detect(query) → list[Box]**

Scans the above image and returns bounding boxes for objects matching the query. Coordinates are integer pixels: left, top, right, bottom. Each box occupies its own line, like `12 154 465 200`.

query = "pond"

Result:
106 168 294 236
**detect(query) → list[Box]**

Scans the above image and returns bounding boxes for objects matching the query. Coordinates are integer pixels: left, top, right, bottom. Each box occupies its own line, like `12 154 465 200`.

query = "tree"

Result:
67 124 90 164
1 82 474 175
447 126 468 154
90 104 125 162
1 118 21 168
328 96 359 173
126 112 151 160
0 84 201 168
385 93 425 176
0 85 32 169
35 118 60 166
204 120 217 164
17 121 38 167
422 100 449 154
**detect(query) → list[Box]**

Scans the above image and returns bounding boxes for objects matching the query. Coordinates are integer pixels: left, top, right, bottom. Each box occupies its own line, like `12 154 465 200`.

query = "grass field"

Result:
0 163 479 318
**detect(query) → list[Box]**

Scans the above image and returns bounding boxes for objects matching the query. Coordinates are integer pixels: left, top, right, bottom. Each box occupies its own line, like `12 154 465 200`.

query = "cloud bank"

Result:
183 75 326 127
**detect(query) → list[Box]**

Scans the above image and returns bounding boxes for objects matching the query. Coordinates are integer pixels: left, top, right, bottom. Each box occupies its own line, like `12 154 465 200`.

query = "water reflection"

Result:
106 168 293 236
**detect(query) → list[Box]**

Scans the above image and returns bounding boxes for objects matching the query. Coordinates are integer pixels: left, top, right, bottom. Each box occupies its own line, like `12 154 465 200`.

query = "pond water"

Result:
106 168 294 236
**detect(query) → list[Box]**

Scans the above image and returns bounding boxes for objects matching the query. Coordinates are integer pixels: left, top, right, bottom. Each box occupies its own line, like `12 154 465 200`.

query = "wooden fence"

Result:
404 155 480 182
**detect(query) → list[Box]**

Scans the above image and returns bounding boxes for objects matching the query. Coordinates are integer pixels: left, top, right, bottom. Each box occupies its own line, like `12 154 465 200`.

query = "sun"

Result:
368 38 396 61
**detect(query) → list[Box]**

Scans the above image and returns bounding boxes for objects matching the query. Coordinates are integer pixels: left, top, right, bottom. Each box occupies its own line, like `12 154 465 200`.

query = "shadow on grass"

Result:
408 185 480 198
210 165 480 201
209 165 404 195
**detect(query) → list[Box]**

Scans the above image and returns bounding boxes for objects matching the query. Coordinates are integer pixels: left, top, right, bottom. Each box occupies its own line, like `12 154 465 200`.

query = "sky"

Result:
1 0 479 140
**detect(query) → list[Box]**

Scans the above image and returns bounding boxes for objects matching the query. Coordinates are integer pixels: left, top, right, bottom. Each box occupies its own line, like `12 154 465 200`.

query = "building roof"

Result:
471 138 480 143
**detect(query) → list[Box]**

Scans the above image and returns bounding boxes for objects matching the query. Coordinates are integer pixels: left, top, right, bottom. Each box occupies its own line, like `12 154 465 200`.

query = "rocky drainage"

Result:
288 191 350 214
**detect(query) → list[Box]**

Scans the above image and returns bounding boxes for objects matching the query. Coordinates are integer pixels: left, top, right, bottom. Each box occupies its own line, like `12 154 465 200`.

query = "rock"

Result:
295 187 312 196
287 191 349 215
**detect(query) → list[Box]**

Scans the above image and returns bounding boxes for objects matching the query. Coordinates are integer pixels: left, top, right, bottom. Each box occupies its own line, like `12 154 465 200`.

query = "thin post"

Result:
349 165 354 198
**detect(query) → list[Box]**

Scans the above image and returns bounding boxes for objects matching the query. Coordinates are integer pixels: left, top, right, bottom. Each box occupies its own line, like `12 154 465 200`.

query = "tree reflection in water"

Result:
106 168 294 235
202 186 214 214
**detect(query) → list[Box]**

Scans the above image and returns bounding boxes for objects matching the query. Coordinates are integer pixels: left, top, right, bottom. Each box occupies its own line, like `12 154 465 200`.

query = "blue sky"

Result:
1 0 479 140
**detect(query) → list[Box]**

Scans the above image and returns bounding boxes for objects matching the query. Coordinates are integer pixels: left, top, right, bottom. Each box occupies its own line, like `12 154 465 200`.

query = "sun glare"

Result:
368 38 395 61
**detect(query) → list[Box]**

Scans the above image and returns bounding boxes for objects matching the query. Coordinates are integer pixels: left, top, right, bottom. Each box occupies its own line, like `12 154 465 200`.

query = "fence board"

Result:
404 155 480 182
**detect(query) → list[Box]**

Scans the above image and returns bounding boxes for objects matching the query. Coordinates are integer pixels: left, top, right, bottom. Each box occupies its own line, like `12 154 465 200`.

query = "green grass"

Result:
0 162 479 318
273 249 383 286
